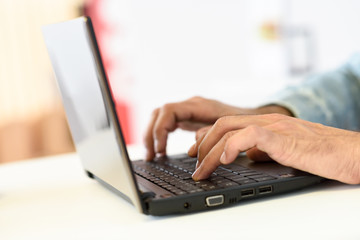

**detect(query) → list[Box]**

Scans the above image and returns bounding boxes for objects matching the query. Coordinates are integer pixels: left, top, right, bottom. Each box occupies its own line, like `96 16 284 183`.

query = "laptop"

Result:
42 16 324 216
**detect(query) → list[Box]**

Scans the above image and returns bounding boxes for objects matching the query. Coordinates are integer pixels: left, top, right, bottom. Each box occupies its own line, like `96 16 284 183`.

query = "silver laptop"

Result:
42 17 324 215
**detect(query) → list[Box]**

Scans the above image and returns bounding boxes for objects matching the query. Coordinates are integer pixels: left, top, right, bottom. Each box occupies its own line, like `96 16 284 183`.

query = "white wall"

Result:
285 0 360 71
99 0 360 153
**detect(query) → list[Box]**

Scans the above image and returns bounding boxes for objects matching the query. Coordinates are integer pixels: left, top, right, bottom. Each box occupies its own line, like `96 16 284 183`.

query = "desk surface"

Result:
1 147 360 240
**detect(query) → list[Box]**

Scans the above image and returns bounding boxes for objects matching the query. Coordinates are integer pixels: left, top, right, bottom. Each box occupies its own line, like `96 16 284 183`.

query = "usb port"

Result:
259 185 273 195
241 189 255 198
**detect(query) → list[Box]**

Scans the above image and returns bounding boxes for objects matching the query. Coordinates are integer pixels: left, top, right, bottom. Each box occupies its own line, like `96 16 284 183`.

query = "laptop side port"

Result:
259 185 273 195
241 188 255 198
206 195 224 207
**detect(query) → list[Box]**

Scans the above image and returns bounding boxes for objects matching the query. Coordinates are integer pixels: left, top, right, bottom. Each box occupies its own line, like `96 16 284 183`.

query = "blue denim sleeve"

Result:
266 54 360 130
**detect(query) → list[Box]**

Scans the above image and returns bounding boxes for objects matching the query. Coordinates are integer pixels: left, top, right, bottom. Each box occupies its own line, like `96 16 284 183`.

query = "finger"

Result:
193 126 212 168
220 125 278 165
188 132 207 167
177 121 208 131
143 108 160 161
195 125 212 141
192 130 238 180
152 102 194 155
187 126 212 158
195 115 274 167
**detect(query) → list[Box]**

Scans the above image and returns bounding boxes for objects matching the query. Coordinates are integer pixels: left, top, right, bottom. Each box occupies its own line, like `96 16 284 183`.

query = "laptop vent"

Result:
229 197 237 204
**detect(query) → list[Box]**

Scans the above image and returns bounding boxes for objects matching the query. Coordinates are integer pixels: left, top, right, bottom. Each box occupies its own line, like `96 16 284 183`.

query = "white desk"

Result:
1 147 360 240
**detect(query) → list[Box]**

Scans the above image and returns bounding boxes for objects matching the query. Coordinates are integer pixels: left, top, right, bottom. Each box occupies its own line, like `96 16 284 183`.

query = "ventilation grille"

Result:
229 197 237 204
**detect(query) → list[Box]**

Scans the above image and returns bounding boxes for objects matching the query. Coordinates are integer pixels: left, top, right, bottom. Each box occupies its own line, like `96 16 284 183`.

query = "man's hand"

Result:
144 96 293 161
144 96 249 160
190 114 360 184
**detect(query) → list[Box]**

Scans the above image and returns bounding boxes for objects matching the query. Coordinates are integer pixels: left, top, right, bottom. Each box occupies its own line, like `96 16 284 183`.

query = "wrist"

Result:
347 133 360 184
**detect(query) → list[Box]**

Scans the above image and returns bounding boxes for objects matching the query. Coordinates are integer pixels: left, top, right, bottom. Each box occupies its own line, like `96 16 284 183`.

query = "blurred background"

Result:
0 0 359 163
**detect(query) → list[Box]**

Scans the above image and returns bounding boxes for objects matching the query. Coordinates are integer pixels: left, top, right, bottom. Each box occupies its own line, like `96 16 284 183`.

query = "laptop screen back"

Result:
42 17 142 212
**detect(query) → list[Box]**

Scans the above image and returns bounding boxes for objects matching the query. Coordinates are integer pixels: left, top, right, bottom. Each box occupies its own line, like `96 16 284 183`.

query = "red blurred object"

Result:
83 0 134 144
115 100 134 144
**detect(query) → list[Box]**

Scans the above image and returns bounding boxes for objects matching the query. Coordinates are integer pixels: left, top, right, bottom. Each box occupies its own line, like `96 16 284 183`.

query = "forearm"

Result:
264 54 360 130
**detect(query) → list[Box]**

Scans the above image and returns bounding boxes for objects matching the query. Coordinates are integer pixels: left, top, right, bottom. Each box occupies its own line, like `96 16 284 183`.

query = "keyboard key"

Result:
177 173 192 180
221 172 239 177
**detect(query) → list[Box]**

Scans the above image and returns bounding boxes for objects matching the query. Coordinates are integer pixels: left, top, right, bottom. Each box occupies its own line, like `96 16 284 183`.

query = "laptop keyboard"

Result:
133 155 278 196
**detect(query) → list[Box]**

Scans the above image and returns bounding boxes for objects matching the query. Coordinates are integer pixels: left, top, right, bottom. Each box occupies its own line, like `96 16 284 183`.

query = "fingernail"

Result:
220 152 227 164
192 167 201 181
